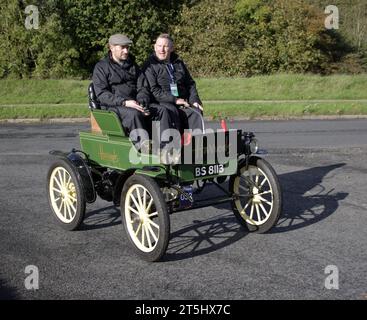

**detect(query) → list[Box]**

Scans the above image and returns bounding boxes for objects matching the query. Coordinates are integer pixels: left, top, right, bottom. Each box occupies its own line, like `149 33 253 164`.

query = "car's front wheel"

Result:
229 157 282 233
121 174 170 262
47 159 86 231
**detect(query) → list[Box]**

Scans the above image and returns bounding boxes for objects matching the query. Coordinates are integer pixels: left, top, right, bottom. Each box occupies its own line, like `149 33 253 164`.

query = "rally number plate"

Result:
194 164 225 177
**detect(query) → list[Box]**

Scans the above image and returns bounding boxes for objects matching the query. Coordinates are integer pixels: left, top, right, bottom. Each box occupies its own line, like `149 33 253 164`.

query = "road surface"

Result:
0 119 366 300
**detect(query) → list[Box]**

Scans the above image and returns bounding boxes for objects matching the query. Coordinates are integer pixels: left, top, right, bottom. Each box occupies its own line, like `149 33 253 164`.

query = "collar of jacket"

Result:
108 51 135 69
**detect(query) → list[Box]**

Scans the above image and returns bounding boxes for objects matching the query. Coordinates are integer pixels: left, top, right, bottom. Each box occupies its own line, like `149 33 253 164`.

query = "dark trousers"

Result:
178 106 204 133
150 102 203 136
108 104 179 146
108 103 203 146
149 103 179 146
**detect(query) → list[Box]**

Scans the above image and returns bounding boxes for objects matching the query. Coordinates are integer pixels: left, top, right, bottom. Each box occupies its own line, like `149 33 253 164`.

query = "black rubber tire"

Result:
121 174 170 262
229 157 282 233
47 159 86 231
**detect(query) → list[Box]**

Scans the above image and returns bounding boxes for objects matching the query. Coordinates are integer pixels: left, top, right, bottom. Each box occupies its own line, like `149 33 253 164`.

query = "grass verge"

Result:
205 102 367 119
1 75 367 120
0 104 87 120
1 74 367 105
198 74 367 100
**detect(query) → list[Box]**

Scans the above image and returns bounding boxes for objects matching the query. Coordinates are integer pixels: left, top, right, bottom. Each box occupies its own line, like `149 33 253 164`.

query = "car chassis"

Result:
47 85 283 261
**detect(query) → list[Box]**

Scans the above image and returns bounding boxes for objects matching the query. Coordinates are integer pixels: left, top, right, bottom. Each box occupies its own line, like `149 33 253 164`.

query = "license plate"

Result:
179 185 193 209
194 164 225 177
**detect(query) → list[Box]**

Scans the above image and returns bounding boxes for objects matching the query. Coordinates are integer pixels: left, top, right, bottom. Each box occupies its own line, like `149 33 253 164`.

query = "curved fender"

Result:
49 150 96 203
236 155 264 174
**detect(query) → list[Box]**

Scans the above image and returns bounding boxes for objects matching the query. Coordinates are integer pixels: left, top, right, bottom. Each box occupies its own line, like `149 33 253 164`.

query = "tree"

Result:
59 0 187 74
0 0 187 79
0 0 82 78
173 0 355 76
307 0 367 73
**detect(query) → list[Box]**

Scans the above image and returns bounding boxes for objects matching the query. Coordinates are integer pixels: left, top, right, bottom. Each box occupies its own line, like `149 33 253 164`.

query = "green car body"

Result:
80 109 238 183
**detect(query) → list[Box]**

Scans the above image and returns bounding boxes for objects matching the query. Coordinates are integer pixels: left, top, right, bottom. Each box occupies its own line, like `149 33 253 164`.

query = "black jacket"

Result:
92 52 150 108
142 52 202 105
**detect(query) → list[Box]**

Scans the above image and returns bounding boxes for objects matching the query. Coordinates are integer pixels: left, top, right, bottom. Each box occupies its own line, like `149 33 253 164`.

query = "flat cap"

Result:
108 34 133 46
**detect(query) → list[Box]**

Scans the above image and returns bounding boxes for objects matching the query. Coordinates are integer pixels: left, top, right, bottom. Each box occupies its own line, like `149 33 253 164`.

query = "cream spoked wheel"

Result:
229 158 282 233
121 175 170 262
47 159 85 231
124 184 160 252
234 166 273 225
49 167 78 223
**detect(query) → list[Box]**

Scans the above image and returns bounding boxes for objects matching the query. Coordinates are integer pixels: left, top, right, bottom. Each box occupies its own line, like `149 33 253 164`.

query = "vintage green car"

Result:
46 84 282 262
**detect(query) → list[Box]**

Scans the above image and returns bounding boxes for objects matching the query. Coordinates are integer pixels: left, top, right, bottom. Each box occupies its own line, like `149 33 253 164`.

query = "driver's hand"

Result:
176 98 190 108
124 100 145 113
192 102 203 111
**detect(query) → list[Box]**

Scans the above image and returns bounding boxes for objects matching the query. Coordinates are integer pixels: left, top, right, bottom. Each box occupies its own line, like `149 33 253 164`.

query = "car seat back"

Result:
88 83 101 110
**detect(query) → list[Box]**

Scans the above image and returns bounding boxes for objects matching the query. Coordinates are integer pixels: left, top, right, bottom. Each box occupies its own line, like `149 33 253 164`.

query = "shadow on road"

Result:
80 205 121 231
163 214 246 262
79 163 348 261
270 163 348 233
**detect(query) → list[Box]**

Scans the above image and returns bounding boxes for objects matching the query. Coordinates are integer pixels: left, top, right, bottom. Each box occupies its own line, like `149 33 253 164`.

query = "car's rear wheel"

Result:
229 157 282 233
121 174 170 262
47 159 86 231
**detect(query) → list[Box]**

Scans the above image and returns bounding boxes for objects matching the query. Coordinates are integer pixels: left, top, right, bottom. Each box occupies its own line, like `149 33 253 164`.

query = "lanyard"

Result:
166 63 176 84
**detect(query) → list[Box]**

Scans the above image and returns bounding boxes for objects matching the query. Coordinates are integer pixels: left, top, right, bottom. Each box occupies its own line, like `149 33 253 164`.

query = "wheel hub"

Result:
60 184 75 201
61 187 68 199
138 208 147 224
252 187 261 204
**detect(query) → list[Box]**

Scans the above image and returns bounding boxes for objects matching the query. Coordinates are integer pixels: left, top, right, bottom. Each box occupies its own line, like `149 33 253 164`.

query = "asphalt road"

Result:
0 119 366 300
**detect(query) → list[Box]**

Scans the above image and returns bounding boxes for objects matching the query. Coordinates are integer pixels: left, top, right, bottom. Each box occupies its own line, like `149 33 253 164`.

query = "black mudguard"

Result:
49 150 96 203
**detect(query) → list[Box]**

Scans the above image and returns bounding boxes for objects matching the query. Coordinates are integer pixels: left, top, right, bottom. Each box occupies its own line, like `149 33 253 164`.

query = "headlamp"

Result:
249 138 259 154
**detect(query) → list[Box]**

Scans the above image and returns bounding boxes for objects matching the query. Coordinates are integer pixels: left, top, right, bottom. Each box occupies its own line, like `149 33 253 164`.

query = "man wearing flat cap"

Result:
92 34 151 145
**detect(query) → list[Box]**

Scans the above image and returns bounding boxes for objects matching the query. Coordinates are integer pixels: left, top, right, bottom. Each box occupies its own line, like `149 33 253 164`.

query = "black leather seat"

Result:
88 83 105 110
